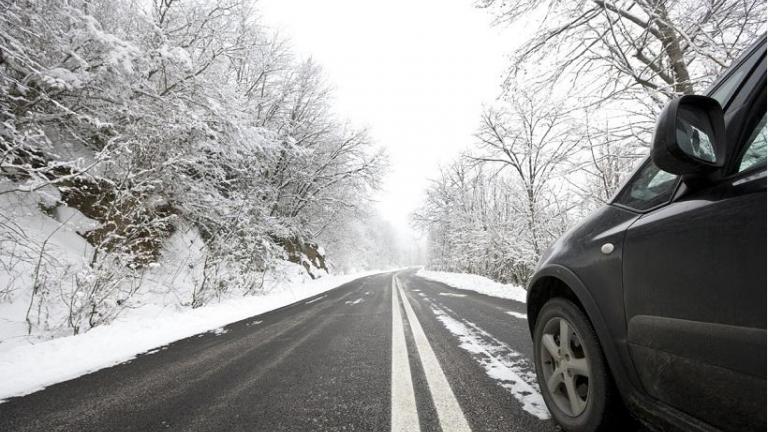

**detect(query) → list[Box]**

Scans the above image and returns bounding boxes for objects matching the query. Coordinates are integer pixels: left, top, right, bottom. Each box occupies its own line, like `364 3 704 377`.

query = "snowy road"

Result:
0 270 561 431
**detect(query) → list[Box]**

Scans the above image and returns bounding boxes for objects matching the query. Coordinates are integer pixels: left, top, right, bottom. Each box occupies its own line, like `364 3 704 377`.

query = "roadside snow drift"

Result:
416 270 527 303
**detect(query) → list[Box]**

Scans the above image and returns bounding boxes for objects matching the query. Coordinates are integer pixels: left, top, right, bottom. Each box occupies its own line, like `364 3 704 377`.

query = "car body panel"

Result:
623 171 767 431
528 205 642 388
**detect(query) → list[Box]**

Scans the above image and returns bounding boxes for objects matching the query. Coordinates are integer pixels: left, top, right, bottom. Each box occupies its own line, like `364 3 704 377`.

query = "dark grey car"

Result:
526 36 766 432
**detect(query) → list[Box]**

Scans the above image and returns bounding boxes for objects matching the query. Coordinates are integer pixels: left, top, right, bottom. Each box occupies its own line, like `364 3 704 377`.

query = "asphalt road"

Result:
0 269 561 432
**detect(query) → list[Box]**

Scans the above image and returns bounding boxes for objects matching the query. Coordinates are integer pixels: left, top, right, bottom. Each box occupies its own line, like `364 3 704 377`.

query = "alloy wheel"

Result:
539 316 591 417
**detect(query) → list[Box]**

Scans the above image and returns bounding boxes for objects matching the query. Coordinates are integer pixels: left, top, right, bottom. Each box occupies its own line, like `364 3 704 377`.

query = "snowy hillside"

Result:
0 0 409 351
0 180 330 348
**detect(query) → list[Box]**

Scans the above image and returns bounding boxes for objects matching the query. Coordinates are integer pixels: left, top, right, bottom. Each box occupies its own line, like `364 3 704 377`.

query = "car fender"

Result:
527 263 640 396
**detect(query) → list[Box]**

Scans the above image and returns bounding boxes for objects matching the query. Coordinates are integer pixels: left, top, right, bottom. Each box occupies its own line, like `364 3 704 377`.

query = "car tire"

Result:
533 298 630 432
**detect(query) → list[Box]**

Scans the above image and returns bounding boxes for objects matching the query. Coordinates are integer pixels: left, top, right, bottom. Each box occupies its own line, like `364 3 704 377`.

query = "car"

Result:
526 36 766 432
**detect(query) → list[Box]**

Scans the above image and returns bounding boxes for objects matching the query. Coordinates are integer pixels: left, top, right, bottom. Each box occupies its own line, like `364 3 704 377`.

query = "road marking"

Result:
505 311 527 319
439 292 466 298
304 295 327 305
396 277 472 432
391 277 420 432
345 298 364 305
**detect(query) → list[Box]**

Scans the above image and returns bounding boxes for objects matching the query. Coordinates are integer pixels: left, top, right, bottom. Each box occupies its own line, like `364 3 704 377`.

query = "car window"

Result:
709 47 763 108
737 114 767 172
613 159 679 211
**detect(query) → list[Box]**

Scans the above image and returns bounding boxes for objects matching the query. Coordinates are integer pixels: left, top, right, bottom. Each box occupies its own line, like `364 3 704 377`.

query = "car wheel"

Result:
533 298 628 432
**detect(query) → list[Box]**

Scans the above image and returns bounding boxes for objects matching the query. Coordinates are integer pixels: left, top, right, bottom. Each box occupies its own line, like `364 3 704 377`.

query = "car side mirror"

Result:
651 95 726 175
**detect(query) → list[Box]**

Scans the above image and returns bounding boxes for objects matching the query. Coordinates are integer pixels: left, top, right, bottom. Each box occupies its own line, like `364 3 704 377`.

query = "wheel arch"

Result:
526 265 599 336
527 264 637 396
527 275 583 335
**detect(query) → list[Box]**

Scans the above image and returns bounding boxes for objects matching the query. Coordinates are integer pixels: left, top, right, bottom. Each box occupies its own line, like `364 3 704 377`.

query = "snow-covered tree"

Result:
0 0 387 335
416 0 764 285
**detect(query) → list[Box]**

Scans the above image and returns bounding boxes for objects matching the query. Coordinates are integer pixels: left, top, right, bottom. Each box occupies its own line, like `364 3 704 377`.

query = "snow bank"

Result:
0 269 381 402
416 270 527 303
0 182 96 344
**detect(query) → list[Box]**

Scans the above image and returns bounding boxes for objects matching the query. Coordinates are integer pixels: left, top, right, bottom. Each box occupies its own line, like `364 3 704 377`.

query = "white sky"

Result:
258 0 513 239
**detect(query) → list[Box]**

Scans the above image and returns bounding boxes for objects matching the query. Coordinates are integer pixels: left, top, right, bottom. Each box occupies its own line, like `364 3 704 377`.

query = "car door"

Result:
619 48 766 431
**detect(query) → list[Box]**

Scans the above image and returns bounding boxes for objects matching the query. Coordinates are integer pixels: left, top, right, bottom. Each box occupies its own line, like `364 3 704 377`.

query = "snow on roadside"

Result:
0 270 383 402
426 300 549 420
416 269 528 303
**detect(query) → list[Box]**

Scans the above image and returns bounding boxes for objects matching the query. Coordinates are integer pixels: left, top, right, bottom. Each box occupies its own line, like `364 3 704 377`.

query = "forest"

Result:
413 0 765 285
0 0 399 338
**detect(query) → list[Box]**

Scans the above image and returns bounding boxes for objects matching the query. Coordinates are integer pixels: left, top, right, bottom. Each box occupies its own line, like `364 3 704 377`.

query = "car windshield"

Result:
709 39 765 107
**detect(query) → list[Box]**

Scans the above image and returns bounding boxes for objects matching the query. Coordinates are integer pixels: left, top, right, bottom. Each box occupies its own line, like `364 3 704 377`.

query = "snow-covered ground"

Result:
415 270 528 303
0 269 381 402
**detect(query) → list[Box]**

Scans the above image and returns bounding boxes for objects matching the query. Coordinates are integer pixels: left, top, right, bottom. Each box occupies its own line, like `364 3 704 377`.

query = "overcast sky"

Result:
259 0 512 240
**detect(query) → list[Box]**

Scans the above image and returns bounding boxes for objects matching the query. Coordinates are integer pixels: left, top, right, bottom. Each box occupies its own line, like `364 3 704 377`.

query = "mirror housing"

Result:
651 95 726 175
